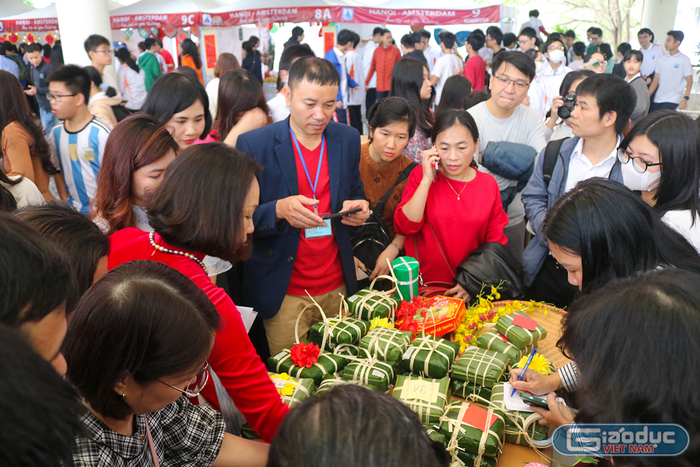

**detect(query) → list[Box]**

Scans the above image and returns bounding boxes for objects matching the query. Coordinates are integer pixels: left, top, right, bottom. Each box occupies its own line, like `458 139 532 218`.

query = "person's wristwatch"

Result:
683 96 690 100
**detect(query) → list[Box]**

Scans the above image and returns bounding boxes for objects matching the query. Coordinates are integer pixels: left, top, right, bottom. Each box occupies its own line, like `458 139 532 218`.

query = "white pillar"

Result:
55 0 116 80
641 0 679 39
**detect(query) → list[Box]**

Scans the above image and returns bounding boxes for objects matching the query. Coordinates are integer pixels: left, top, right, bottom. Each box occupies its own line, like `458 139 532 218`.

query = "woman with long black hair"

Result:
390 58 434 163
242 36 263 84
179 38 203 85
115 47 147 112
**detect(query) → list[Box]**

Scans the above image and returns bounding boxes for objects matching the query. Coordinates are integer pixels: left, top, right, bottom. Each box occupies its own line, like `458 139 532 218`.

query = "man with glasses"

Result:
637 28 662 86
522 73 636 307
530 37 572 116
517 27 538 53
83 34 121 100
468 51 547 261
46 65 111 215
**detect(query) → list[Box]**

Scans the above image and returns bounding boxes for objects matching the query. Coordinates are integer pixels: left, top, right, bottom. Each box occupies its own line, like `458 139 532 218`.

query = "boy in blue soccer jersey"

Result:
47 65 112 215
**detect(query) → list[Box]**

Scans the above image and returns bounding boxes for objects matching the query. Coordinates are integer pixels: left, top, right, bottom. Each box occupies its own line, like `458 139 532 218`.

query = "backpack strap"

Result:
542 138 568 188
374 162 419 218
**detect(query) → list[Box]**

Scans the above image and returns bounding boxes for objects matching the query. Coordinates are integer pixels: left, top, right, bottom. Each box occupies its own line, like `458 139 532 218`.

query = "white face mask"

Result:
548 49 565 64
535 60 546 74
621 161 661 192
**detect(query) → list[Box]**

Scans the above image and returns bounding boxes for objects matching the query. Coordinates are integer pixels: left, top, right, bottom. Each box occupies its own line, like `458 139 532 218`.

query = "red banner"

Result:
204 6 334 27
348 6 501 26
0 18 59 32
110 12 201 30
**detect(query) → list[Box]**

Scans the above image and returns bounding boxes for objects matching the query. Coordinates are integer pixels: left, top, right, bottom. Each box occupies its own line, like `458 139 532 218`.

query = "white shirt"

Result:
333 47 349 109
267 92 290 123
520 17 545 40
117 64 147 111
564 136 620 193
345 48 365 107
3 175 44 208
662 209 700 253
468 102 547 227
432 53 463 106
426 44 443 73
653 51 693 105
478 47 494 67
625 72 641 83
568 59 583 71
535 62 571 114
205 77 220 119
363 41 379 88
639 43 664 78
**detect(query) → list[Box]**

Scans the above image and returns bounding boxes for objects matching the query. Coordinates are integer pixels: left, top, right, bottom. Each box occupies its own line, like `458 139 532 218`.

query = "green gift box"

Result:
347 289 399 321
342 359 396 392
495 312 547 350
400 336 460 379
393 375 450 426
490 382 549 446
268 372 314 409
392 256 419 301
450 380 492 401
476 328 532 366
360 327 413 363
267 348 349 386
315 374 356 395
438 401 505 459
309 316 371 351
450 347 509 389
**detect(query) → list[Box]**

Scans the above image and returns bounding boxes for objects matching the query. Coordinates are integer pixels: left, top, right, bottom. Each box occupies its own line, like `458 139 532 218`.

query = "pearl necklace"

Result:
444 176 469 200
149 231 208 274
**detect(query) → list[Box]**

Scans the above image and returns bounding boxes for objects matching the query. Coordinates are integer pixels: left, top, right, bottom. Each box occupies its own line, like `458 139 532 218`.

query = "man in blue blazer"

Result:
324 29 359 125
236 57 369 355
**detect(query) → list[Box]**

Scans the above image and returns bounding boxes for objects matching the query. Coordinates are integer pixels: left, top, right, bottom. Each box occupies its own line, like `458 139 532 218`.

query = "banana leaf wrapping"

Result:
450 380 492 401
427 427 446 444
450 347 509 389
489 382 549 446
267 348 349 386
476 328 533 366
438 401 504 460
359 327 413 363
347 288 399 321
494 312 547 350
393 375 450 425
450 450 499 467
309 316 371 351
268 372 314 409
341 359 396 392
314 374 364 395
399 336 461 379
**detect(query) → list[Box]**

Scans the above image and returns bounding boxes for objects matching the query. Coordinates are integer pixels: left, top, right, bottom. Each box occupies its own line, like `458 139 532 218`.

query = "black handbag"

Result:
454 242 525 300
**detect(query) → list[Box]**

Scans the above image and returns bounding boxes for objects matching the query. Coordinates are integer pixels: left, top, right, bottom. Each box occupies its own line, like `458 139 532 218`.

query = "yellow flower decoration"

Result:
369 317 394 331
513 353 554 375
271 373 296 396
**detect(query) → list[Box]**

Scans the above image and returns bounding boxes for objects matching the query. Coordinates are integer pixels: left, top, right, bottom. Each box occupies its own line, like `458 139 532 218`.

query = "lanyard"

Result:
290 127 325 200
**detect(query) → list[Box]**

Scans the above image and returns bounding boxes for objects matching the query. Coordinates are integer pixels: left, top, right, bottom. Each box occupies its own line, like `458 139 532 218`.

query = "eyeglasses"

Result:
517 39 530 45
492 74 529 89
94 48 112 55
47 92 78 102
155 362 210 398
618 150 662 173
584 60 604 69
548 45 564 51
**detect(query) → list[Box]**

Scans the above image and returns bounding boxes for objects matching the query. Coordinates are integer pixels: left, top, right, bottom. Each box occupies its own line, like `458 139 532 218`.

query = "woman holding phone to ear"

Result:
394 110 508 300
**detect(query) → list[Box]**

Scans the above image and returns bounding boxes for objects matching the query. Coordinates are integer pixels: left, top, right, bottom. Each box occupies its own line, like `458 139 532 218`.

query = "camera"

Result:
557 94 577 120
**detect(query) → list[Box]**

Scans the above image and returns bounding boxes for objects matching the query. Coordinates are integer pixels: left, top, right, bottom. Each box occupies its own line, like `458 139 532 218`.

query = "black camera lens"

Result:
557 95 577 120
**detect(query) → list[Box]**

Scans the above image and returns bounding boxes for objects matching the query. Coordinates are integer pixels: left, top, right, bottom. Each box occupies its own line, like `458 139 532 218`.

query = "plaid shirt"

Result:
71 396 225 467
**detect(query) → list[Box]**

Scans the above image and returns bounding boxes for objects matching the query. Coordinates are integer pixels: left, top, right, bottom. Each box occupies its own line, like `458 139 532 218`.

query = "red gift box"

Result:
412 296 467 337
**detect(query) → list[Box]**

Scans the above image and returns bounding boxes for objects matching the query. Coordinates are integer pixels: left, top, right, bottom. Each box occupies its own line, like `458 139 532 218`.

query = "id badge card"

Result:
305 207 332 239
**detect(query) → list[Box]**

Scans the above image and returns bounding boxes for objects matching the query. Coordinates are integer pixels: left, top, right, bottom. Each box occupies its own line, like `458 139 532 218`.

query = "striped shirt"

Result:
49 117 111 215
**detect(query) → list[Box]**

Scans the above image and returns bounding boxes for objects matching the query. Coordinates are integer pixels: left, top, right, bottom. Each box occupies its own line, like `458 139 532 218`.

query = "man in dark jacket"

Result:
283 26 304 50
24 43 55 133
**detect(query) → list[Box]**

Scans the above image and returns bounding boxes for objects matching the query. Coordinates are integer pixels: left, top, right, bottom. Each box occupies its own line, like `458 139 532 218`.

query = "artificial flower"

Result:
513 353 554 375
272 373 295 396
290 342 320 368
370 317 394 331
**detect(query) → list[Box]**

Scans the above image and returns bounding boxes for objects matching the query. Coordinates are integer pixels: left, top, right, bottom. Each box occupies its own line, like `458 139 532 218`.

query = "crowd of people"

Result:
0 20 699 467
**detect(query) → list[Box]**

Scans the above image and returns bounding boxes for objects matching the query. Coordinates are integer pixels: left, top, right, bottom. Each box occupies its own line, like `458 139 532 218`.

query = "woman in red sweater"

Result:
394 109 508 301
108 142 288 442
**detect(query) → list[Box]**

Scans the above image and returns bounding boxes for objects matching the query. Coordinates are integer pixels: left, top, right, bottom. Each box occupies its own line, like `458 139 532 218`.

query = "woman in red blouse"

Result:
108 142 289 442
394 109 508 301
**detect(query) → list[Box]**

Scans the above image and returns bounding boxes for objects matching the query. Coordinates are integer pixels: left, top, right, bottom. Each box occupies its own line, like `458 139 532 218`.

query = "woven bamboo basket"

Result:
479 301 571 370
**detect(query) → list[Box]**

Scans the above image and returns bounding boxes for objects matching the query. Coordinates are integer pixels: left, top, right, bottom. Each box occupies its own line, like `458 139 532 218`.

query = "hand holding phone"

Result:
321 207 363 220
434 160 440 181
519 393 549 409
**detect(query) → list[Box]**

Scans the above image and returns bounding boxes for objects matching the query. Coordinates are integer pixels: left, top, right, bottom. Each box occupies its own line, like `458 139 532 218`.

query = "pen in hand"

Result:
511 349 537 397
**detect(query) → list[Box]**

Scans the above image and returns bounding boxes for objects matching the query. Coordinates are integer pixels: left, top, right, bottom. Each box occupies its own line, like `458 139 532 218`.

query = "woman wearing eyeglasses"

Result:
107 143 289 443
618 110 700 252
64 260 269 467
582 51 607 74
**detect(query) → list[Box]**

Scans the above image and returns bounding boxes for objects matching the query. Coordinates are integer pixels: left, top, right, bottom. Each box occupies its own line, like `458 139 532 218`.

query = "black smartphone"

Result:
434 160 440 181
321 207 363 220
519 393 549 409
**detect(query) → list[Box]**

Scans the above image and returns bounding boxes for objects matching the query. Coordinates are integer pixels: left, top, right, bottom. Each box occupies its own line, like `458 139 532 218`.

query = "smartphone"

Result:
321 207 363 220
519 393 549 409
434 160 440 181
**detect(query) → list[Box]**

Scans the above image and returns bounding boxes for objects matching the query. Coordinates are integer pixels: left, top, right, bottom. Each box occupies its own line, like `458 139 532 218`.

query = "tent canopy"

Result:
0 0 35 18
111 0 229 16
